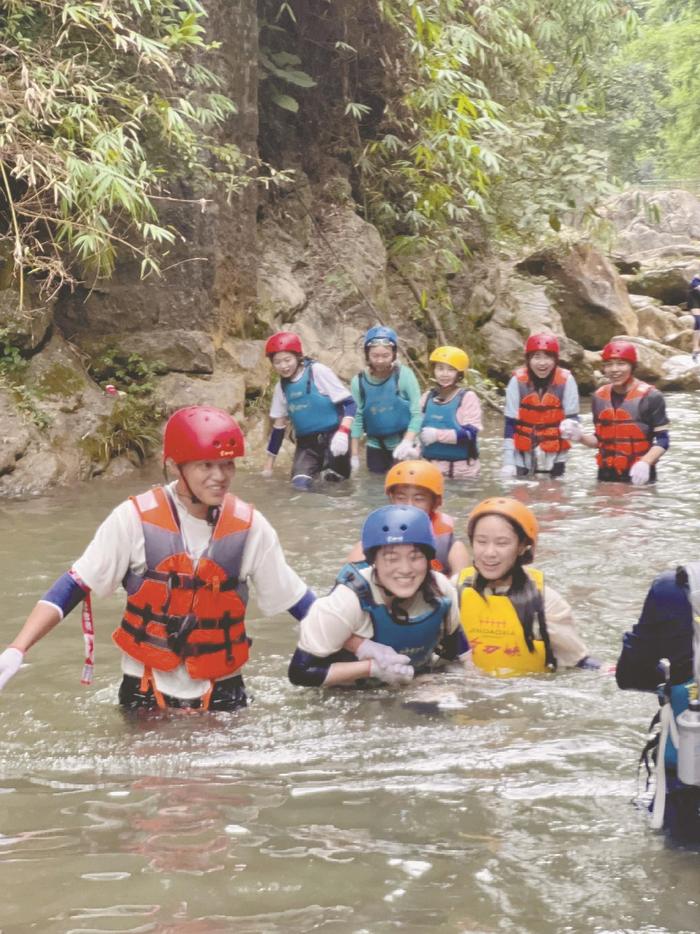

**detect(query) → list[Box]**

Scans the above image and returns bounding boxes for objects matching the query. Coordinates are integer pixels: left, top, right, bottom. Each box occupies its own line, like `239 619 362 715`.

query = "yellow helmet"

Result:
385 459 444 504
429 345 469 373
466 497 538 564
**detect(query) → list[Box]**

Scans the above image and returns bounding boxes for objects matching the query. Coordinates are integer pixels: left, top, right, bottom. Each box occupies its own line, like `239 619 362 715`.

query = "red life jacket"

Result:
591 379 653 475
112 486 252 684
512 366 571 454
431 511 455 574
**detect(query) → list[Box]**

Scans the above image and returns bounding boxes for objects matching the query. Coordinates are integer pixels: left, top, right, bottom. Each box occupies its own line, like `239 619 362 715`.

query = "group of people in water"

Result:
261 324 670 489
0 323 697 846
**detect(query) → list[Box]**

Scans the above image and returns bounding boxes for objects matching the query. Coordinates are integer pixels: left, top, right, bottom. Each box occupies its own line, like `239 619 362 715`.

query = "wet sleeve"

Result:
269 382 288 420
312 363 354 405
502 378 520 465
456 390 483 431
562 373 580 418
640 390 670 432
242 512 308 616
70 500 143 598
543 585 588 668
350 373 364 439
297 585 374 656
616 572 694 691
400 366 425 434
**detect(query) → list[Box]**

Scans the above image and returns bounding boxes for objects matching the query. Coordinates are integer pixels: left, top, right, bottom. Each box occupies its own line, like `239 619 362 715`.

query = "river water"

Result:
1 396 699 933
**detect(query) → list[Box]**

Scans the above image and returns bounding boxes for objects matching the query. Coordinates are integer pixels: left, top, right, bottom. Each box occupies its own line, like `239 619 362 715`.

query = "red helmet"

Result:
163 406 245 464
601 341 637 364
265 331 303 357
525 333 560 355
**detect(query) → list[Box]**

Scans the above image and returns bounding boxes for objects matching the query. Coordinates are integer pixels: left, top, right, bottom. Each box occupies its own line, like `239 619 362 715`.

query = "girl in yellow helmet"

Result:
345 459 470 575
418 346 482 479
456 497 597 677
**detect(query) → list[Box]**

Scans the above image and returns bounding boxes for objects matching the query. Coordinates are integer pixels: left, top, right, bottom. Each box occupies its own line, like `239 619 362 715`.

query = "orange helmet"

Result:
385 460 444 504
467 497 538 563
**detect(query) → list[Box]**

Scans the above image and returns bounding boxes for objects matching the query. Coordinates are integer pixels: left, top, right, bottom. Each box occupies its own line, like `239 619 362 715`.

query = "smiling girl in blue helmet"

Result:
288 504 470 687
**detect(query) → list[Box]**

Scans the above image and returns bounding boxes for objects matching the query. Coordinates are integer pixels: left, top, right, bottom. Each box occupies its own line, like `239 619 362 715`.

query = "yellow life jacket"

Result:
457 565 548 676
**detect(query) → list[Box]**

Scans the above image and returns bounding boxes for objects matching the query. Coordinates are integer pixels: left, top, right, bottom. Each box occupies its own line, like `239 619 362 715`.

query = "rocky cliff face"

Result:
1 1 699 495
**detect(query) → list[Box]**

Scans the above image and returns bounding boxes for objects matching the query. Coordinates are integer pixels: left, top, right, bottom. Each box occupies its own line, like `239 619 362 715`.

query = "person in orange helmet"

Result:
345 459 470 575
562 341 669 484
0 407 315 711
456 497 596 676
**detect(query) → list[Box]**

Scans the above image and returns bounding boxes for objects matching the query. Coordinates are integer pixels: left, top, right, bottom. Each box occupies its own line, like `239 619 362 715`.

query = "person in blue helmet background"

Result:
616 563 700 845
350 326 423 474
262 331 356 491
288 505 470 687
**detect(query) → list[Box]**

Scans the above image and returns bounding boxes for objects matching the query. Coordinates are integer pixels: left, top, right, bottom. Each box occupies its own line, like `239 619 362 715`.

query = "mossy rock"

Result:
33 362 87 398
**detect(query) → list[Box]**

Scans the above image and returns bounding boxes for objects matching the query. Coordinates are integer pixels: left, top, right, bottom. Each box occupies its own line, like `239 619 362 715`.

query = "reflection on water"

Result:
1 396 700 931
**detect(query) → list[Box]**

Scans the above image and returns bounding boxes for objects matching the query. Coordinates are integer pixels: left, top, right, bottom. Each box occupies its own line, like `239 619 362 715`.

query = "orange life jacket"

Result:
591 379 653 475
112 486 252 685
431 511 455 574
512 366 570 454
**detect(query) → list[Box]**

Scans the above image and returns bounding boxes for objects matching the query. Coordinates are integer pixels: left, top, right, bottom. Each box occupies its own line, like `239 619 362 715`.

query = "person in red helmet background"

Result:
501 333 580 480
562 341 670 484
262 331 356 491
0 406 315 711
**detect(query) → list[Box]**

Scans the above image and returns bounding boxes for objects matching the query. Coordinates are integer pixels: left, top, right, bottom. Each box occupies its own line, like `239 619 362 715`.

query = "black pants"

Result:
366 445 395 474
118 674 248 711
292 430 350 485
516 461 565 479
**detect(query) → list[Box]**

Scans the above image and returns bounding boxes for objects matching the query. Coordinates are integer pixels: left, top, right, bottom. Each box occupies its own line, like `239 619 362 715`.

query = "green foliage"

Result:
89 348 167 396
81 395 163 467
0 328 26 374
0 0 249 290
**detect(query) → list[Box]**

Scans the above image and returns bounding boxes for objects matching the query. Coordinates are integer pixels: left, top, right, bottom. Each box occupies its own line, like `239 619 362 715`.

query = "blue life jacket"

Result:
335 562 451 671
358 368 411 440
283 362 341 436
421 388 478 462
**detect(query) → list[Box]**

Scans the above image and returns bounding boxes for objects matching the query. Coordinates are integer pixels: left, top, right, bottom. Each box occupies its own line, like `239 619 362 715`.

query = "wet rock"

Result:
83 329 216 374
624 264 696 305
635 304 681 342
217 338 269 394
0 285 53 352
0 389 34 477
153 370 246 417
516 243 637 348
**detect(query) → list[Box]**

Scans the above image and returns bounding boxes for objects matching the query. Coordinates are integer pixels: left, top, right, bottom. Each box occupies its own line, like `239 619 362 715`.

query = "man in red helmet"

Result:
562 341 670 484
262 331 355 491
0 406 315 710
501 332 580 480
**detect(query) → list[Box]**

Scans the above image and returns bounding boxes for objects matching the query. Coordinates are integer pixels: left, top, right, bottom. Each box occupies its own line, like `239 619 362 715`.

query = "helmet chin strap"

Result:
170 466 219 526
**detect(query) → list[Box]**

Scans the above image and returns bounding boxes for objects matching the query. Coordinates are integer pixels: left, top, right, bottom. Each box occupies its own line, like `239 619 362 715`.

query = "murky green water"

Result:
1 397 699 932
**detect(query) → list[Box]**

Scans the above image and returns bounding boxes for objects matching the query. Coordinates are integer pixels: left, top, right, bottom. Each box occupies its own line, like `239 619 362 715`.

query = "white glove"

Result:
393 439 419 461
500 464 517 480
369 659 415 685
630 460 650 485
419 427 439 446
329 430 349 457
0 647 24 691
559 418 583 442
350 455 360 474
355 639 411 667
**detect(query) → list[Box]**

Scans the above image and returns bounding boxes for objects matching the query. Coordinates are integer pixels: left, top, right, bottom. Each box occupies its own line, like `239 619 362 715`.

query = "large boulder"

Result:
623 263 697 305
600 189 700 255
516 243 637 349
152 370 246 417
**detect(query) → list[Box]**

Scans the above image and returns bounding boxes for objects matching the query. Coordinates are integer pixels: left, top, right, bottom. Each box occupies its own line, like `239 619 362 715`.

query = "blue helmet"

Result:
361 505 436 561
364 325 398 349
